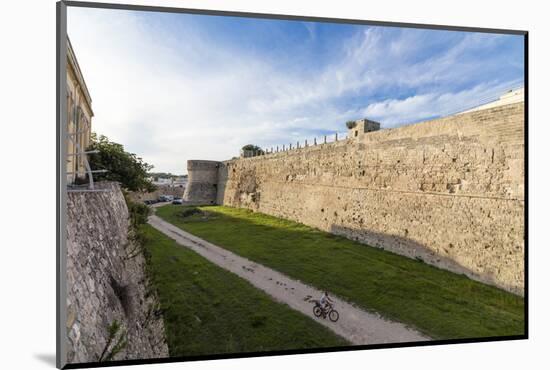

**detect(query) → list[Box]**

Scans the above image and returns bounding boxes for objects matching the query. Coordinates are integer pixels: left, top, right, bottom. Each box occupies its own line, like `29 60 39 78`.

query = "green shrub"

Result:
178 207 202 218
346 120 357 129
125 195 150 228
98 320 127 362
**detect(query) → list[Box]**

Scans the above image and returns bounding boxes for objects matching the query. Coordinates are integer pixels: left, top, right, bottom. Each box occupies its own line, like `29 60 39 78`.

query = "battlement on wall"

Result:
187 159 220 170
348 118 381 138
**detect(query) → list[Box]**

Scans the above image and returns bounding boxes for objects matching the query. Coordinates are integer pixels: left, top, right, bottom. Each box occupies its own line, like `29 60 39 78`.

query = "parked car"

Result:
172 198 184 205
158 195 174 202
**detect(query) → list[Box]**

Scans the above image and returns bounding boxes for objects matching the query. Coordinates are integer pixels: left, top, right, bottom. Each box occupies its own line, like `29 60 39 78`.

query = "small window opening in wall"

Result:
354 130 358 137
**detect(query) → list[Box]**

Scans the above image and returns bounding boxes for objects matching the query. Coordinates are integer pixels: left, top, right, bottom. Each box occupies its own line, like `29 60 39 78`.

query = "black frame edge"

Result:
62 334 528 369
57 1 68 368
62 0 527 35
523 32 529 339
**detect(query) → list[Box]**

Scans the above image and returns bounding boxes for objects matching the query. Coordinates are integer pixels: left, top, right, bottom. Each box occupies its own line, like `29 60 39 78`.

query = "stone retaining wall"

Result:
66 182 169 364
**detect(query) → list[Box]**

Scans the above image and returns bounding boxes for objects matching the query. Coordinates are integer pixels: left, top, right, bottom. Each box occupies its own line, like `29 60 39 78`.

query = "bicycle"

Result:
312 300 340 322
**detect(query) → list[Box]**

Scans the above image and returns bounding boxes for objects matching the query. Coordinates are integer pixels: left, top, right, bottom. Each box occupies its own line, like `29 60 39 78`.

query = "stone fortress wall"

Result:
187 102 525 295
66 182 169 364
183 160 220 205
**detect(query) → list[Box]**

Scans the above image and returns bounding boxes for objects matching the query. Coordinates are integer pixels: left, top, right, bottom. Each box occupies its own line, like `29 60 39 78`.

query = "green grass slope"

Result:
155 205 524 340
140 224 349 357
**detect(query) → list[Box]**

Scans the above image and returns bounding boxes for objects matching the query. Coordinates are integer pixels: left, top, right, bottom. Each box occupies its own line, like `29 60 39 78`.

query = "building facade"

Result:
66 37 93 184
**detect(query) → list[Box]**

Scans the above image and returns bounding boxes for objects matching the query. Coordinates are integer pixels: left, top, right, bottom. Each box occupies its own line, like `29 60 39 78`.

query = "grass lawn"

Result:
155 205 525 340
140 224 349 357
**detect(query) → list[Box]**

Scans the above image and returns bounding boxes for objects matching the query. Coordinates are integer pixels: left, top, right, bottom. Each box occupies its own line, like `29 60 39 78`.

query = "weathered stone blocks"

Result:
183 160 220 205
66 182 169 363
216 103 525 295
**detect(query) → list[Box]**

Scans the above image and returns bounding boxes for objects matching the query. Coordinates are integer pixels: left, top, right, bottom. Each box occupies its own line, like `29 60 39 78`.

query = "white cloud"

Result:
68 8 278 172
67 8 522 173
361 79 524 127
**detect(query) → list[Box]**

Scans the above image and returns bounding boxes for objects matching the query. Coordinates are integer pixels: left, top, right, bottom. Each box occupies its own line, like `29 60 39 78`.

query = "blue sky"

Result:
68 7 524 174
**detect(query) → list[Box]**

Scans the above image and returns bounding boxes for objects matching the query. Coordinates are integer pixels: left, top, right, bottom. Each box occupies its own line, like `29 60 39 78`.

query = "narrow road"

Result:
148 213 430 345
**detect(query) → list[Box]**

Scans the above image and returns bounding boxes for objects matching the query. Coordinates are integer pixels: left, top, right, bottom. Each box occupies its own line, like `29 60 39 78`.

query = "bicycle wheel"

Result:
329 309 339 322
313 306 323 318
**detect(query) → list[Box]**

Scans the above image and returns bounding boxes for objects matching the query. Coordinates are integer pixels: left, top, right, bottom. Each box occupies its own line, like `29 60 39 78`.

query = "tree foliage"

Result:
241 144 264 155
148 172 187 180
346 120 357 129
87 133 156 192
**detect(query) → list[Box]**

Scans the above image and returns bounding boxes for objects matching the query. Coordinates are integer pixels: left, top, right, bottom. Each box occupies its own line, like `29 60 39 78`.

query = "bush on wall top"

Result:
346 120 357 129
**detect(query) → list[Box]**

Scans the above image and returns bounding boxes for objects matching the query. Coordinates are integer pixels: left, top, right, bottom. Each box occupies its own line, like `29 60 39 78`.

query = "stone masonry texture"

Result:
214 103 525 295
66 182 169 364
183 160 220 205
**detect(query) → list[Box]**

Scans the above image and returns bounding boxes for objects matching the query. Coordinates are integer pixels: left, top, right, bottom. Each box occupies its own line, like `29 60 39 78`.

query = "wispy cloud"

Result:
68 8 523 173
361 79 524 127
303 22 316 41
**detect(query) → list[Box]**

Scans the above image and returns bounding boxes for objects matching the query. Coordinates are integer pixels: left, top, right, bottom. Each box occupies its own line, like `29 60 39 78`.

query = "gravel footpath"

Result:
148 213 430 345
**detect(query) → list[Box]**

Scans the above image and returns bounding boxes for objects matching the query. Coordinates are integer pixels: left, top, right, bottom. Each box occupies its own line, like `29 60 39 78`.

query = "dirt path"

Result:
148 214 430 345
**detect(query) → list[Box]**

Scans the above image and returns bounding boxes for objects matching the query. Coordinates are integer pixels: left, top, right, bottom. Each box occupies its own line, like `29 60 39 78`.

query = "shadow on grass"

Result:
330 224 520 295
155 205 525 341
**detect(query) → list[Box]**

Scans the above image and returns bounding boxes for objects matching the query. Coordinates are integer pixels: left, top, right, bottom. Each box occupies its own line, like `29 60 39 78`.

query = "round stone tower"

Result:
183 160 220 205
